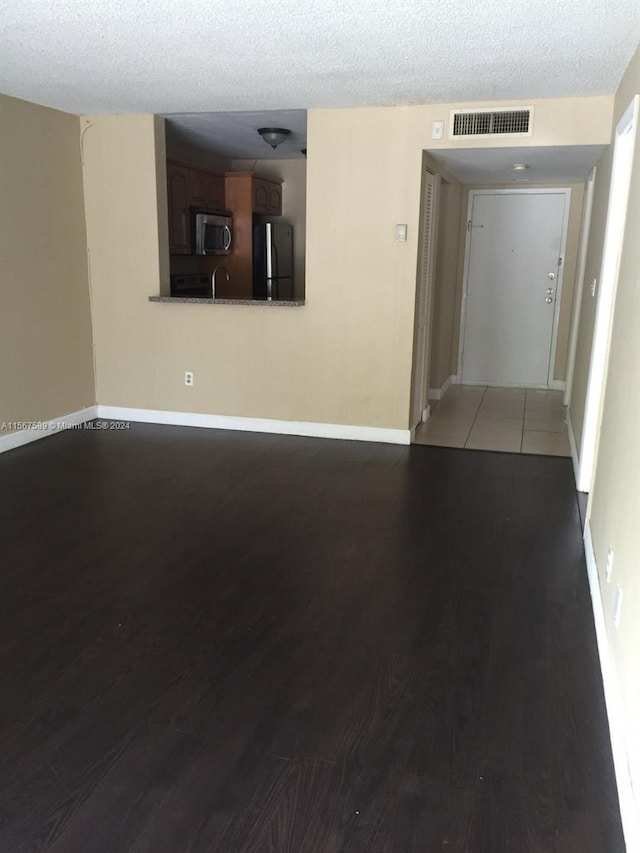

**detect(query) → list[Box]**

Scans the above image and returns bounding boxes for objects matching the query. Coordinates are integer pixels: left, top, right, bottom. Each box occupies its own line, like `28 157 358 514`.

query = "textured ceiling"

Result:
0 0 638 114
165 111 308 160
431 145 608 184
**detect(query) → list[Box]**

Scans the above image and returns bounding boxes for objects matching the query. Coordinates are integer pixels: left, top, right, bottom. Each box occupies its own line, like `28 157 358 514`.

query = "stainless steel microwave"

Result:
193 210 232 255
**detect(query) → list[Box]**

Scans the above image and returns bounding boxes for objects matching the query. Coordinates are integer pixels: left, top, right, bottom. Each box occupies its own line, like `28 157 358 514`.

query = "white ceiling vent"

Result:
450 107 533 139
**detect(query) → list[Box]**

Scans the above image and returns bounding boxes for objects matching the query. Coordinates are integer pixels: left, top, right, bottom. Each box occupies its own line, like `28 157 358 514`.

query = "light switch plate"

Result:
395 224 408 242
432 121 444 140
605 547 614 582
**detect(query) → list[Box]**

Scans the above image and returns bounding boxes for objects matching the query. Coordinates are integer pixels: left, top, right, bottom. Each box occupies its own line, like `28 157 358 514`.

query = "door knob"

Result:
545 296 554 303
547 288 554 295
548 272 556 280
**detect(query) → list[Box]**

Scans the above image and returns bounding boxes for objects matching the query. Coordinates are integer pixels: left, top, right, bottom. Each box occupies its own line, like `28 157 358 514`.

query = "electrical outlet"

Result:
591 278 597 297
614 585 623 628
605 547 614 582
184 371 194 387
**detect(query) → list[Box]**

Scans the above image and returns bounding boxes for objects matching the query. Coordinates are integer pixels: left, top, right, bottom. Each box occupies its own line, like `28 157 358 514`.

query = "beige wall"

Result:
428 179 463 391
403 97 613 153
82 115 169 406
450 182 585 382
230 158 307 298
82 96 613 432
0 94 95 433
586 43 640 822
82 114 413 427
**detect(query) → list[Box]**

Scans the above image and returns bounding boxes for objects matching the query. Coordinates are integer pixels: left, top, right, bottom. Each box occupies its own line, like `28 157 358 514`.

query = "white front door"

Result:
460 190 569 387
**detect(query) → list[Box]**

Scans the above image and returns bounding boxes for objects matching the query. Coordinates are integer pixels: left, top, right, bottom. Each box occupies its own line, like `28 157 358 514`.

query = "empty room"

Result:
1 1 639 850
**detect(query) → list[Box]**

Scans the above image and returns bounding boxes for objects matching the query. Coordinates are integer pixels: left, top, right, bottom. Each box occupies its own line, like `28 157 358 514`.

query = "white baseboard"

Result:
428 375 453 401
448 377 566 391
0 404 412 451
584 521 639 853
96 406 411 446
0 405 98 454
566 409 583 492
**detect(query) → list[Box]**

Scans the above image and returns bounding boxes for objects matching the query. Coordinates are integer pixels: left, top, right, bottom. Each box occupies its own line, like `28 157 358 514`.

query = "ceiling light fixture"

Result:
512 163 530 171
257 127 291 149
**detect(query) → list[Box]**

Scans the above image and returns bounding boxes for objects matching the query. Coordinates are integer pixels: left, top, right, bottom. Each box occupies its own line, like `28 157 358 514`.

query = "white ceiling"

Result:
430 145 608 184
0 1 638 115
165 111 308 160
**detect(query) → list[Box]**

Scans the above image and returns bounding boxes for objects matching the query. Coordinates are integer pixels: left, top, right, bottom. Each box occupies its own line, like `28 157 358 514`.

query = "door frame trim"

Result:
409 167 440 429
456 187 572 388
564 167 597 405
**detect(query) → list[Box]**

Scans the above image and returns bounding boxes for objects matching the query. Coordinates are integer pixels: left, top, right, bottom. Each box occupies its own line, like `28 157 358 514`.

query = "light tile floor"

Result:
414 385 571 456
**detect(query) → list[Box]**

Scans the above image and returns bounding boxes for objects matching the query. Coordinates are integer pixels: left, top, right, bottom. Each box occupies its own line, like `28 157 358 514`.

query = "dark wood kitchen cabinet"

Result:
166 160 226 255
252 177 282 215
166 162 190 254
189 169 225 211
227 173 282 217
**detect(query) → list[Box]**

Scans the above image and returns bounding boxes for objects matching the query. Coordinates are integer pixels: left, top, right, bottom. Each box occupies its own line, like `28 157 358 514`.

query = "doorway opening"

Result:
410 145 607 453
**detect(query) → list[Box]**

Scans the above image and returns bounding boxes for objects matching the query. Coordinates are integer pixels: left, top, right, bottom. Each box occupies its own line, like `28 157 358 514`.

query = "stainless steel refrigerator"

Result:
253 222 294 300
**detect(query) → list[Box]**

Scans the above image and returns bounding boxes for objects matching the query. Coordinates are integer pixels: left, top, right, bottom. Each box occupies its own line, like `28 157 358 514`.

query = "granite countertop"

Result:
149 295 305 307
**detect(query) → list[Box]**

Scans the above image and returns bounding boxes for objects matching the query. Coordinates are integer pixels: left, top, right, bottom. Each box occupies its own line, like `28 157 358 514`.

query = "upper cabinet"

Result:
166 162 191 255
189 169 225 212
252 177 282 215
226 172 283 217
166 160 226 255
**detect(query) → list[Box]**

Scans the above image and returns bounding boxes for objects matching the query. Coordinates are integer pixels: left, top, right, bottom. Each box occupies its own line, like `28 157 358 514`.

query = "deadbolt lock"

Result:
545 296 554 303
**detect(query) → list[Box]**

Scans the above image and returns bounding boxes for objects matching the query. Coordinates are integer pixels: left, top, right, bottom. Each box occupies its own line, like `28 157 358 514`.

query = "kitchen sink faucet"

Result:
212 265 230 298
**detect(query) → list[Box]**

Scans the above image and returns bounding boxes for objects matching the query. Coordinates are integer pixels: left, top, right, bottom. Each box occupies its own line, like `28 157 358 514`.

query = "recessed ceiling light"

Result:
512 163 530 171
514 178 530 183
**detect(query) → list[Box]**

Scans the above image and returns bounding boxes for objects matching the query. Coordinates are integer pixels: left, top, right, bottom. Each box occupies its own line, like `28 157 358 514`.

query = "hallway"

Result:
415 386 571 456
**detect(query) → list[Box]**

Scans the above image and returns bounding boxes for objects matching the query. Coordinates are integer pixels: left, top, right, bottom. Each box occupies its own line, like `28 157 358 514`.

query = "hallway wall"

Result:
428 179 463 392
567 153 614 450
585 42 640 839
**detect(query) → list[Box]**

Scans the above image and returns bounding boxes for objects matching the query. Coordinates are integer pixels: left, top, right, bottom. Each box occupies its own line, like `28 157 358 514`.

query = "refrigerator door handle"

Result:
268 236 279 300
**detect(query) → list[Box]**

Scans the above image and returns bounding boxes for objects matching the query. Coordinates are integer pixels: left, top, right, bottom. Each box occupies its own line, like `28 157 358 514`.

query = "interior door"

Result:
461 191 568 387
411 170 438 428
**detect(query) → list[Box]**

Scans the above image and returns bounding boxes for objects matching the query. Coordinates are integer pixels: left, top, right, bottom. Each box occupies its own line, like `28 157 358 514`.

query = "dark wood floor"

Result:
0 423 624 852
